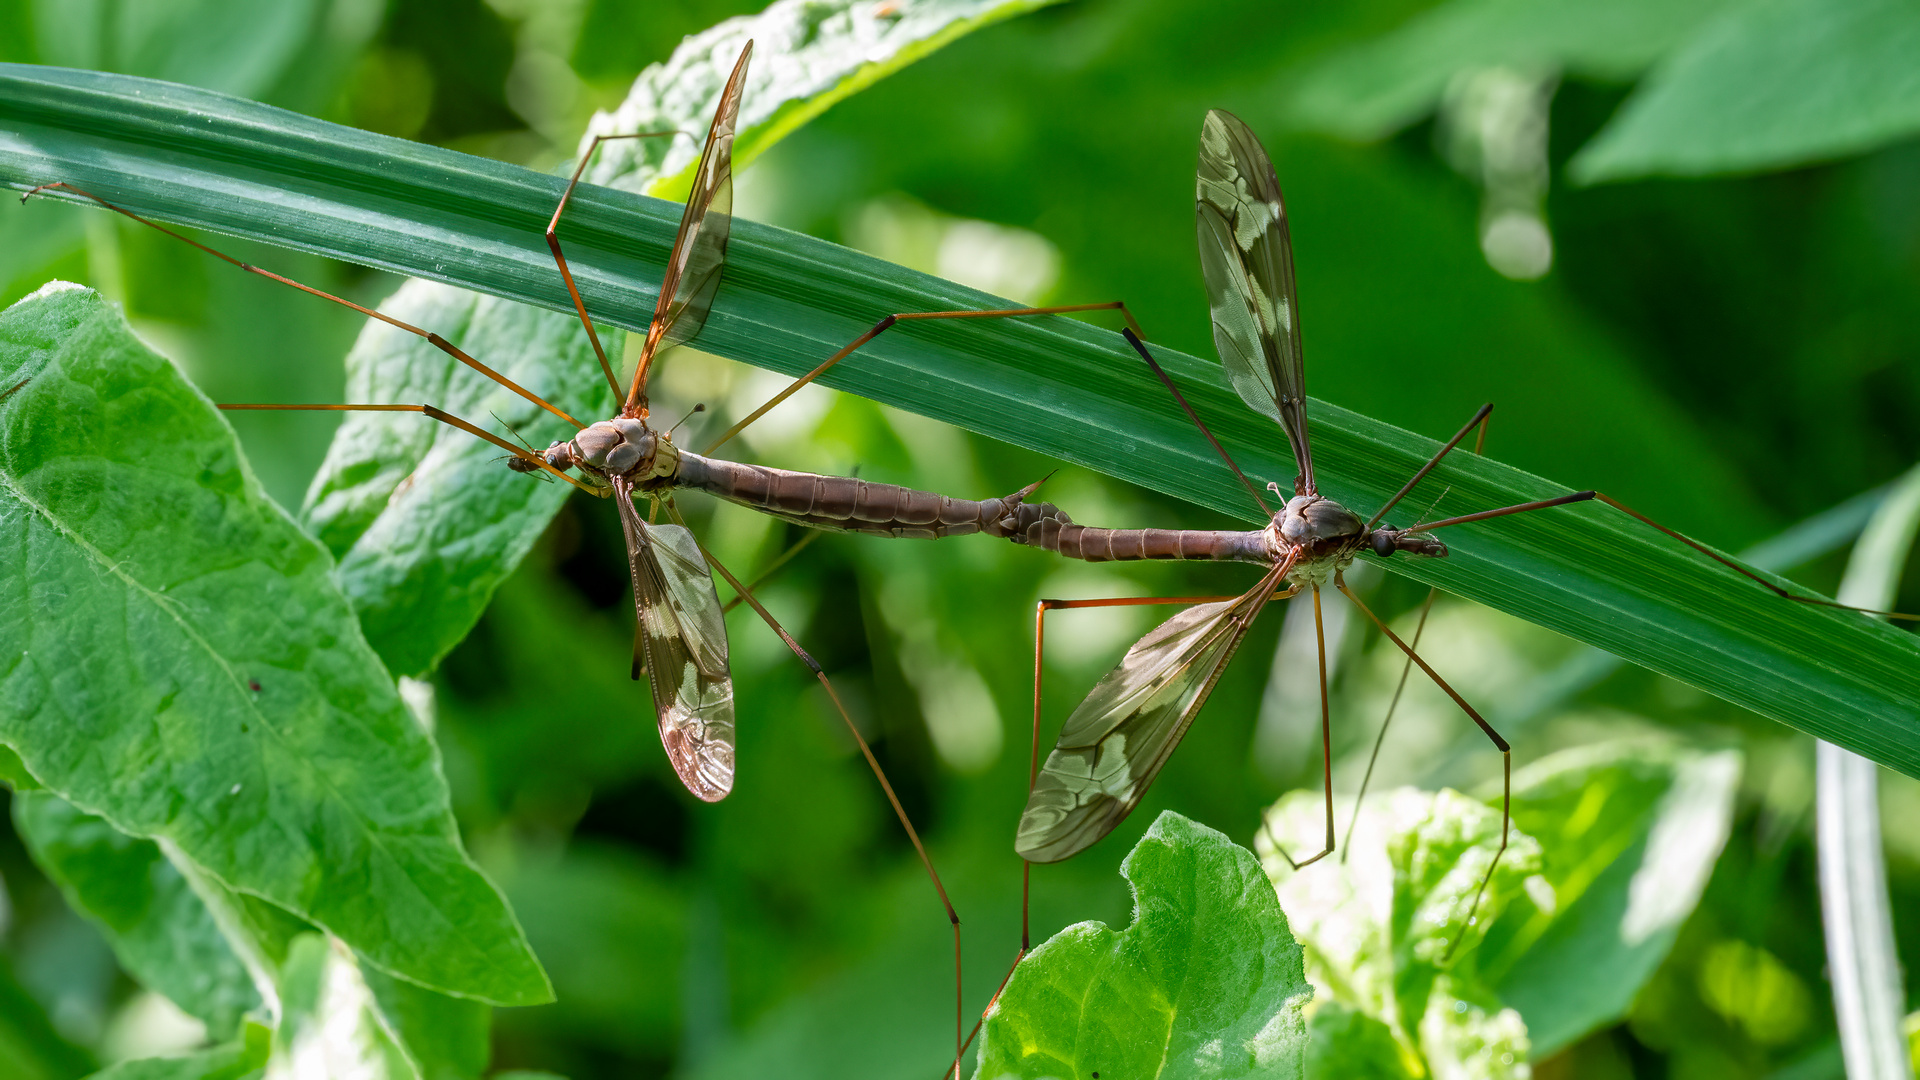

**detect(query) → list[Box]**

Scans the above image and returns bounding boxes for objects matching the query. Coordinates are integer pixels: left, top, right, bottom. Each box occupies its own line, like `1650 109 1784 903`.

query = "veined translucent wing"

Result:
627 41 752 404
615 480 735 801
1195 108 1314 494
1016 560 1292 863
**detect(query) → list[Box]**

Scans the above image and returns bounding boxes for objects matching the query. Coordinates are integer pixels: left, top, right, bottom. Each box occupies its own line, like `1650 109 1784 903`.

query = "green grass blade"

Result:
1 65 1917 779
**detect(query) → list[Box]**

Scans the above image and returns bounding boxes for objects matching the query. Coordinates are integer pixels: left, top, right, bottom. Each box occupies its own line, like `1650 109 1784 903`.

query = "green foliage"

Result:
11 793 259 1039
1262 788 1541 1079
1572 0 1920 180
82 1027 266 1080
1286 0 1731 139
976 812 1311 1079
1257 738 1741 1076
1482 741 1743 1055
0 283 546 1006
584 0 1065 199
3 0 1919 1076
1289 0 1920 182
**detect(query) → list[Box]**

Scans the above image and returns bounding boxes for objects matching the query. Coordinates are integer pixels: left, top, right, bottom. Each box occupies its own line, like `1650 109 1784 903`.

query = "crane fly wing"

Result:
1016 564 1290 863
633 41 751 392
616 482 735 801
1195 108 1313 493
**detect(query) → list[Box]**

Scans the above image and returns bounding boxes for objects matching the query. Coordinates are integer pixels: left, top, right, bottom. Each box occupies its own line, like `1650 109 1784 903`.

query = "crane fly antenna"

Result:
491 411 541 453
1122 328 1273 519
666 402 706 437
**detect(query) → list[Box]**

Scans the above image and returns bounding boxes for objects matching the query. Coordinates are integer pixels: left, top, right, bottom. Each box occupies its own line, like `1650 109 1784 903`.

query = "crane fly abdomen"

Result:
1012 500 1276 563
669 453 1040 539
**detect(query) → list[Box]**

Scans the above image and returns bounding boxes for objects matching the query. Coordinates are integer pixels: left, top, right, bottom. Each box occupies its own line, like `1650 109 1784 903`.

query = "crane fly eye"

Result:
1372 531 1398 558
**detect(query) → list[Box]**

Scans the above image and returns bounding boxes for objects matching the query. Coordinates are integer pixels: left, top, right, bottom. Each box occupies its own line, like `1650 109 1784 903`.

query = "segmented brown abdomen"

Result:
1007 501 1272 564
670 453 1030 539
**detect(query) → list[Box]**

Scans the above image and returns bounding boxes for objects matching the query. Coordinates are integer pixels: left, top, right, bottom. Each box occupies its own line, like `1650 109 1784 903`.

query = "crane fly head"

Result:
507 417 679 483
1367 525 1448 560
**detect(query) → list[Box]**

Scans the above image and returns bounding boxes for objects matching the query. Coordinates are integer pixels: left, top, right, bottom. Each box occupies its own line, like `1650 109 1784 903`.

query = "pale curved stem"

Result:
1818 460 1920 1080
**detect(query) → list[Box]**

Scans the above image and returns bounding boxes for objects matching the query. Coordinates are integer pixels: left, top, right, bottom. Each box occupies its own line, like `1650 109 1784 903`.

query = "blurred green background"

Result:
3 0 1919 1077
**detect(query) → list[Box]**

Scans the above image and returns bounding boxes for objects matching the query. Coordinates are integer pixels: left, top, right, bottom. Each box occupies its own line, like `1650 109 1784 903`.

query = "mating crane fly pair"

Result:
21 40 1915 1078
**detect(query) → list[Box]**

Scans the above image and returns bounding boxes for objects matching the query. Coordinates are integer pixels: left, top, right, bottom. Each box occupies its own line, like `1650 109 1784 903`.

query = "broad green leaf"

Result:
1571 0 1920 181
299 281 614 677
1285 0 1733 139
976 811 1312 1080
0 741 39 788
1 67 1919 782
580 0 1061 199
1302 1004 1414 1079
11 792 260 1039
0 284 548 1006
1477 740 1741 1057
299 1 1041 676
1259 789 1543 1078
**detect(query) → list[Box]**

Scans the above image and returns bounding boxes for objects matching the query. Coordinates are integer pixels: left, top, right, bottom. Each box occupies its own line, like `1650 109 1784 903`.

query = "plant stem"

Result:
1818 461 1920 1080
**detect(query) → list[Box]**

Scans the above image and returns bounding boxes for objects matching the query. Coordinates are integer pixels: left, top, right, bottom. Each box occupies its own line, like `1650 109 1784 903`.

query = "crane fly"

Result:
992 108 1920 981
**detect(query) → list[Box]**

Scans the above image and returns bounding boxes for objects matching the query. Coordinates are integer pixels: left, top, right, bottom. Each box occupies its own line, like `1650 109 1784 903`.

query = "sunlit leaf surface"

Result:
0 284 547 1007
978 811 1311 1079
1259 788 1541 1079
581 0 1063 198
1479 739 1741 1056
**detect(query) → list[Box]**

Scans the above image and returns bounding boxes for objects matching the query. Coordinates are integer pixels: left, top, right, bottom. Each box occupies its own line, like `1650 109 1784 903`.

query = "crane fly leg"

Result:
1337 572 1509 959
662 501 964 1079
1260 584 1338 872
19 182 585 430
702 301 1148 456
215 402 599 493
1347 400 1497 856
545 130 690 403
951 587 1279 1070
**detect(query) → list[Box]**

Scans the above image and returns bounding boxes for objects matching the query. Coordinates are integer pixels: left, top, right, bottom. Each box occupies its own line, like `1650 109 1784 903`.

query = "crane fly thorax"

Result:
511 418 681 482
1273 494 1366 585
1277 494 1364 557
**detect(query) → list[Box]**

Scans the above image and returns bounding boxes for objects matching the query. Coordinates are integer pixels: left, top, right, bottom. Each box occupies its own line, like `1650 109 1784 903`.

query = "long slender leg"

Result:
702 302 1149 456
1336 573 1509 957
544 131 687 402
950 590 1257 1068
20 183 587 430
216 402 600 493
1344 409 1496 854
719 528 824 615
664 502 965 1079
1592 493 1920 621
1366 403 1493 528
1260 584 1338 871
1415 488 1920 621
1340 590 1435 861
1122 329 1273 517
